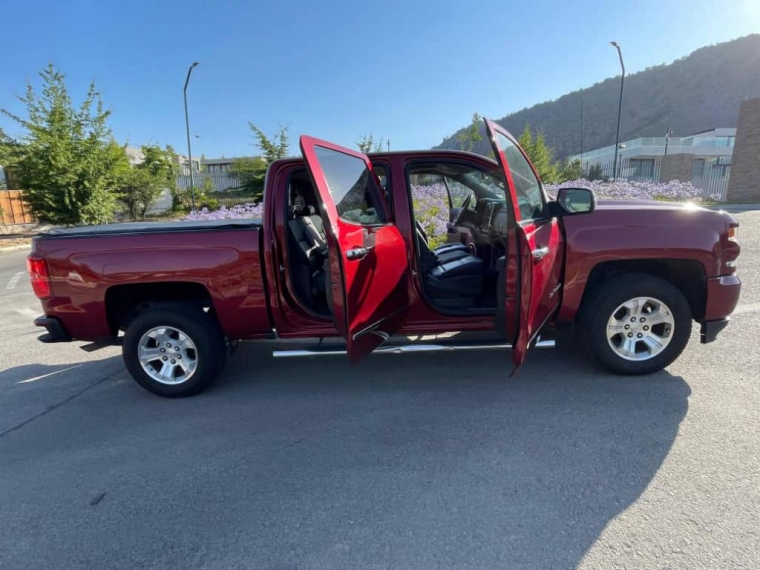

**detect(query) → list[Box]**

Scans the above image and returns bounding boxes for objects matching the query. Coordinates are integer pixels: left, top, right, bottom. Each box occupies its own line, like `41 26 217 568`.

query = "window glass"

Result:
314 146 387 225
407 163 507 248
444 177 476 210
495 132 545 220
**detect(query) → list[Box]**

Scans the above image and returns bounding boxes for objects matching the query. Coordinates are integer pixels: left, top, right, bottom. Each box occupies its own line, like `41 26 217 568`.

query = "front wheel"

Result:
122 304 227 397
582 274 692 375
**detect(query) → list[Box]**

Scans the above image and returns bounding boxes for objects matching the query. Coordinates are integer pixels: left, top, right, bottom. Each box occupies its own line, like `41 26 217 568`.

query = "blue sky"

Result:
1 0 758 158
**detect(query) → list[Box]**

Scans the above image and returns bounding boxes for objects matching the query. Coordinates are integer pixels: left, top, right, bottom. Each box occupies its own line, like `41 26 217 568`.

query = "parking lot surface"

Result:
1 211 759 569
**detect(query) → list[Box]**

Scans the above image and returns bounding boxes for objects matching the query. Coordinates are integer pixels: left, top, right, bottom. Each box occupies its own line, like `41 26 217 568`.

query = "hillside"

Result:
435 34 760 160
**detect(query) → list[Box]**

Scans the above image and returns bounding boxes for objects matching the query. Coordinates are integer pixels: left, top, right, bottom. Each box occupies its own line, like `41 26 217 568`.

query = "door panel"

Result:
510 219 563 370
300 135 410 362
484 119 565 373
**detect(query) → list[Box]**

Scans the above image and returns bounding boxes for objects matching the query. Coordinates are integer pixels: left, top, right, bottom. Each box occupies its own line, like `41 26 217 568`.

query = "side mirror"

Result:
556 187 596 215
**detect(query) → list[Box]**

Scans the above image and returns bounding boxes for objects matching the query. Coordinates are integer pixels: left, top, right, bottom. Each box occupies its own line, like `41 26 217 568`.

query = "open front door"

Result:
484 120 565 374
300 135 410 363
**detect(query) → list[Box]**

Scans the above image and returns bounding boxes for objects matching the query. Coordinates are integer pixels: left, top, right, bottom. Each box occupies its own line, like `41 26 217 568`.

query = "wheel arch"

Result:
576 259 707 325
105 281 220 336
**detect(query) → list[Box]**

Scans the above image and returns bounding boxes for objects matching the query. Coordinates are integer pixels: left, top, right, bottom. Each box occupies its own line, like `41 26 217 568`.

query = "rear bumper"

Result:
34 316 73 343
700 318 729 344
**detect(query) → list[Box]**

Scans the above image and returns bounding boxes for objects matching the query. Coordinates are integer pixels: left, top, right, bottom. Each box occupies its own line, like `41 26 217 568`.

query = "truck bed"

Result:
40 219 263 238
32 218 272 343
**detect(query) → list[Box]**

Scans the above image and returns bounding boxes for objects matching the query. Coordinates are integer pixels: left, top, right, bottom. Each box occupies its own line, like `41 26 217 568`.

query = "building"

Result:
200 156 263 174
572 128 735 171
125 145 201 173
726 98 760 203
571 128 736 200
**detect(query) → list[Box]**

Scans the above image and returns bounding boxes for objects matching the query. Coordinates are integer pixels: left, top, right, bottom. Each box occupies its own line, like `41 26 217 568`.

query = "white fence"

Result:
176 173 244 193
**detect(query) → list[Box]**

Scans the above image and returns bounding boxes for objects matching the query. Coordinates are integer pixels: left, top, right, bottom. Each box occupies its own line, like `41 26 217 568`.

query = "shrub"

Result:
544 179 702 202
410 183 449 248
185 203 264 221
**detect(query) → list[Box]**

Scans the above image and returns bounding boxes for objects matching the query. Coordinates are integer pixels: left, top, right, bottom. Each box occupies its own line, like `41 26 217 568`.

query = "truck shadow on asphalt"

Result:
0 343 690 569
207 342 691 568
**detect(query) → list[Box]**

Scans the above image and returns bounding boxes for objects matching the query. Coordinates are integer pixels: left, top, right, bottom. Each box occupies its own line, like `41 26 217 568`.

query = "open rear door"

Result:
300 135 410 363
484 120 564 374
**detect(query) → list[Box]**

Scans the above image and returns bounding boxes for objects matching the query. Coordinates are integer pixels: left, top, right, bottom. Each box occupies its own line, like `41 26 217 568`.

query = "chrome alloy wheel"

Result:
137 326 199 385
606 296 675 361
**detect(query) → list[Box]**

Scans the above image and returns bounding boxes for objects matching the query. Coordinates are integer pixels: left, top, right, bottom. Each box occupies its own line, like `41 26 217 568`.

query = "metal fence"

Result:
692 157 731 202
582 156 732 201
582 157 663 183
176 173 244 193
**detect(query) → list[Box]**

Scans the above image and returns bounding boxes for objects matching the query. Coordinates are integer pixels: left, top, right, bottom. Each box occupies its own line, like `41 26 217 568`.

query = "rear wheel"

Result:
122 304 227 397
582 274 692 375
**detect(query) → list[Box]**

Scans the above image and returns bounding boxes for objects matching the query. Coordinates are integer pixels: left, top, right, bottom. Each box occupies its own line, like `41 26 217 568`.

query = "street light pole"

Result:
664 127 673 156
183 62 199 212
610 41 625 181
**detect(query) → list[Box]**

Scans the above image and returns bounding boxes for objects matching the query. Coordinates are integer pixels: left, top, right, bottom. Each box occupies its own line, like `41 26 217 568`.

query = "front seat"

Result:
415 221 470 265
415 225 485 299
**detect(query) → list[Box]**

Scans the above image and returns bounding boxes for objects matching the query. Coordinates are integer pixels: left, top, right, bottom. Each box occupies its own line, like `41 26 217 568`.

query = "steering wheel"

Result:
451 193 473 227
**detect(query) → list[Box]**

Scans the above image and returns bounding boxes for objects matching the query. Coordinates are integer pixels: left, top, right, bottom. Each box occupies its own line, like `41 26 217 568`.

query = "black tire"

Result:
122 303 227 397
581 273 692 375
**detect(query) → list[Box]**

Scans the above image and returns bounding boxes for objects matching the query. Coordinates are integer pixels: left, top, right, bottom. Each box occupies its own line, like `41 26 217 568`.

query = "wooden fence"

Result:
0 190 35 225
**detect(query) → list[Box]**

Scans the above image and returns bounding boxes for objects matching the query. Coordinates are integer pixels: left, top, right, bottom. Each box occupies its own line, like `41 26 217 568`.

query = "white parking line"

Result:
15 308 39 318
18 364 83 384
733 302 760 315
6 272 25 290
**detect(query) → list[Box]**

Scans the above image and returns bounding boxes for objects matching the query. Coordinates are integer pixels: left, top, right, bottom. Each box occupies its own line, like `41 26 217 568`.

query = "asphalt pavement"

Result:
1 213 759 569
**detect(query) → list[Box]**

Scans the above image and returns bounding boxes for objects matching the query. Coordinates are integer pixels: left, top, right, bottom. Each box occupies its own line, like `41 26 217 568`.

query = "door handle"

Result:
532 246 550 261
346 247 370 261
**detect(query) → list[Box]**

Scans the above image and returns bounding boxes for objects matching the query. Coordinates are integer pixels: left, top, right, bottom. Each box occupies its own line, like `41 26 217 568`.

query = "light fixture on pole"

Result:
183 61 199 212
610 41 625 181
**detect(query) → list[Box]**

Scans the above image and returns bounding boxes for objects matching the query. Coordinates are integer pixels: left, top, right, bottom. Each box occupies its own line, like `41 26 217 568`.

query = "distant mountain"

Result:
435 34 760 160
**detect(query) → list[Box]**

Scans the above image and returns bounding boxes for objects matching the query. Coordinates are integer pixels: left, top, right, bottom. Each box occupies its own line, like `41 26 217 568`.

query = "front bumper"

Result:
704 274 741 321
700 318 729 344
34 316 73 343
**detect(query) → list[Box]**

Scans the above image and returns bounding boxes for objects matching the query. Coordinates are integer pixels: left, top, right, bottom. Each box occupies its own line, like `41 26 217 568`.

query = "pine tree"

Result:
0 64 126 225
518 125 558 183
248 124 289 164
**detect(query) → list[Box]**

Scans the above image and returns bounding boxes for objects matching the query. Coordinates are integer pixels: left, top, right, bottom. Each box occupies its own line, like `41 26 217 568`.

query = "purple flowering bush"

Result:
185 203 264 221
544 179 702 201
410 183 449 248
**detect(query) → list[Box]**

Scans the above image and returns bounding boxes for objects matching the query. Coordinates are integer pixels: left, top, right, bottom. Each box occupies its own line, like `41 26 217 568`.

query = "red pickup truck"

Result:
26 120 741 397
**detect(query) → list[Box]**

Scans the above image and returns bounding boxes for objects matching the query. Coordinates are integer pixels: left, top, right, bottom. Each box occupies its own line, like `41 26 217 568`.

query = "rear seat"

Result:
286 196 328 303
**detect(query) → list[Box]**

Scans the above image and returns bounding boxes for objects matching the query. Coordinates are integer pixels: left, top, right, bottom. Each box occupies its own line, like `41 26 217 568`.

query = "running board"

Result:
273 339 555 358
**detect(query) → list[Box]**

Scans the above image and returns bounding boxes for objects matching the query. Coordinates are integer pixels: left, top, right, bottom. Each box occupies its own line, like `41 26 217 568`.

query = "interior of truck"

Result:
284 169 332 318
283 160 511 319
407 162 509 313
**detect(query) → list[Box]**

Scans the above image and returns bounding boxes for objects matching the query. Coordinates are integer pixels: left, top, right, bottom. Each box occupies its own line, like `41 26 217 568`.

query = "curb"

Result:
0 244 31 255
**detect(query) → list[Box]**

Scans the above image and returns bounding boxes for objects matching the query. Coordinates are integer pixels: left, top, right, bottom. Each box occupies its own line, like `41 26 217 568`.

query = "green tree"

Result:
457 113 483 152
248 124 289 164
117 144 178 220
118 166 163 220
518 125 559 183
357 133 385 153
230 157 268 202
585 163 603 181
139 144 179 186
557 158 583 182
0 64 125 225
